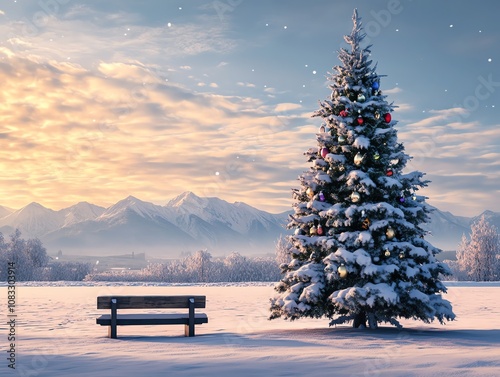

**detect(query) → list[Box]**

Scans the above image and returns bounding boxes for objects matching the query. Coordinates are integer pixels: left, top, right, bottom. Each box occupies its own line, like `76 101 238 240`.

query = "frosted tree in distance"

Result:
270 10 455 329
456 215 499 281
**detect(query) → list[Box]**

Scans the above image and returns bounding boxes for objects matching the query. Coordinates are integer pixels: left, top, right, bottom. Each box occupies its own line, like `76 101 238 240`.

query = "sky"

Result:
0 0 499 217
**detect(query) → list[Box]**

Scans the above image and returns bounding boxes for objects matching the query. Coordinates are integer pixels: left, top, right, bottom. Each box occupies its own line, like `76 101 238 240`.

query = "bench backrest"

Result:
97 295 206 310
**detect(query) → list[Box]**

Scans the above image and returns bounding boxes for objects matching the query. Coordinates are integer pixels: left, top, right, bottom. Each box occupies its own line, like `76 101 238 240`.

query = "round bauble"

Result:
319 125 326 133
357 116 364 125
338 135 346 144
386 168 394 177
384 250 391 257
354 152 364 166
372 81 380 90
306 187 314 198
383 113 392 123
375 112 381 119
373 151 380 160
362 218 370 230
386 227 395 239
339 110 348 117
321 147 329 158
357 93 366 103
338 264 348 278
309 225 317 235
319 191 325 202
351 191 361 203
399 251 405 259
317 225 324 235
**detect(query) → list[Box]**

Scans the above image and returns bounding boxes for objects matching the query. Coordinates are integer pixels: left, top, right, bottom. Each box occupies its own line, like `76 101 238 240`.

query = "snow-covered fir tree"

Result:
456 215 499 281
270 9 455 329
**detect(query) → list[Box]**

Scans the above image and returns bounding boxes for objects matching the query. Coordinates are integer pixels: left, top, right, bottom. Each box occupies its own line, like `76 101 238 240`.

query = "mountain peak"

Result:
19 202 55 214
166 191 204 208
99 195 167 221
60 202 106 227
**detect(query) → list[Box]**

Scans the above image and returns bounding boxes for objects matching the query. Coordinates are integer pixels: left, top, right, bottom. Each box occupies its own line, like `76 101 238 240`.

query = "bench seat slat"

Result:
96 313 208 326
97 295 206 309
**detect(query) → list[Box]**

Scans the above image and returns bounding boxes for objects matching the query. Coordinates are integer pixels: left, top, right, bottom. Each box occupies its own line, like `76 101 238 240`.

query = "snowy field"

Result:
1 282 499 377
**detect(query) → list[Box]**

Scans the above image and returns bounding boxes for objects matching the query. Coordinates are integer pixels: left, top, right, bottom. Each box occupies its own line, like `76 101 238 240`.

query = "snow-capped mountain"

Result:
17 193 288 257
0 192 497 257
0 201 106 238
61 202 106 227
166 192 286 235
0 202 64 238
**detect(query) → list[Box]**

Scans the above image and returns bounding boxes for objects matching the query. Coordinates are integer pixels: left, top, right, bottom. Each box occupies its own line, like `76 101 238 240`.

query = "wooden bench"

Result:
96 295 208 338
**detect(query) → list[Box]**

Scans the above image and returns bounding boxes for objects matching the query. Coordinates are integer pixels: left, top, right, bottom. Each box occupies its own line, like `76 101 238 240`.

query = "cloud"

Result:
180 65 192 70
397 107 500 215
383 87 402 94
237 82 256 88
0 4 238 69
0 49 309 212
274 103 302 113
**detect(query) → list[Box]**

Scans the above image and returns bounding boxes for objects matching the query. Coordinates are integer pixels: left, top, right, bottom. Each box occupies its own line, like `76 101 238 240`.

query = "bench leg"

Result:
184 324 195 337
108 325 117 339
109 298 117 338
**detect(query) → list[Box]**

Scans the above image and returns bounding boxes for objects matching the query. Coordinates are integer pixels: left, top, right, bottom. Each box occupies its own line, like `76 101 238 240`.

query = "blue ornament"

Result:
372 81 380 90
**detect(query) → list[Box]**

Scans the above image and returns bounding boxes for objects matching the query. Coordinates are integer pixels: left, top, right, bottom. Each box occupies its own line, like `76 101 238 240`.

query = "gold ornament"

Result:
399 251 405 259
373 151 380 160
306 187 314 198
338 135 346 144
338 264 348 278
362 218 370 230
309 225 317 235
386 227 395 239
384 249 391 257
350 192 361 203
354 152 364 166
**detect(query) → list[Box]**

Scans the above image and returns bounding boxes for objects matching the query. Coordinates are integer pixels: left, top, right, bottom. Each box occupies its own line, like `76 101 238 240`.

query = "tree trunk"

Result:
353 311 367 328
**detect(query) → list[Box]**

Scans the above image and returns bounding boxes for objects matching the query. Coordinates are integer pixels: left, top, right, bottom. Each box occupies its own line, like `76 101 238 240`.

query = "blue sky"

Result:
0 0 499 216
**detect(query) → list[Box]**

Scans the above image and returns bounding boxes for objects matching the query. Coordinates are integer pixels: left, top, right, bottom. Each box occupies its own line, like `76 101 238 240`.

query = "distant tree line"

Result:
0 230 92 281
85 250 282 283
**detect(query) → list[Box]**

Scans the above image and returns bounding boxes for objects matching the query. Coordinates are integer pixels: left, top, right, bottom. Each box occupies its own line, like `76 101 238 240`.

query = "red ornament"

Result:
386 168 393 177
357 117 364 125
317 225 324 235
321 147 329 158
339 110 348 117
383 113 392 123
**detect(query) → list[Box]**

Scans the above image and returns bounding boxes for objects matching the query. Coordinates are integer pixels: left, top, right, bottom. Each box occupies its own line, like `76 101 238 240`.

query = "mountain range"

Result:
0 192 497 258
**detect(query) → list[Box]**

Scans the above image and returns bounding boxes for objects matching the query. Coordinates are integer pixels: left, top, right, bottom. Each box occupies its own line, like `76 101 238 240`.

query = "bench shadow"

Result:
258 326 500 347
105 327 500 348
112 332 323 348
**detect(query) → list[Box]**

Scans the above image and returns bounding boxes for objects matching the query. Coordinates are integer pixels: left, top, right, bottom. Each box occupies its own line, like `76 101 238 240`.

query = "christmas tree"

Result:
270 9 455 329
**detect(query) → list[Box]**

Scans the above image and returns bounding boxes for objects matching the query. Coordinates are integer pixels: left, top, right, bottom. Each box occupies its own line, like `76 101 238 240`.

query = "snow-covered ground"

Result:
1 282 499 377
